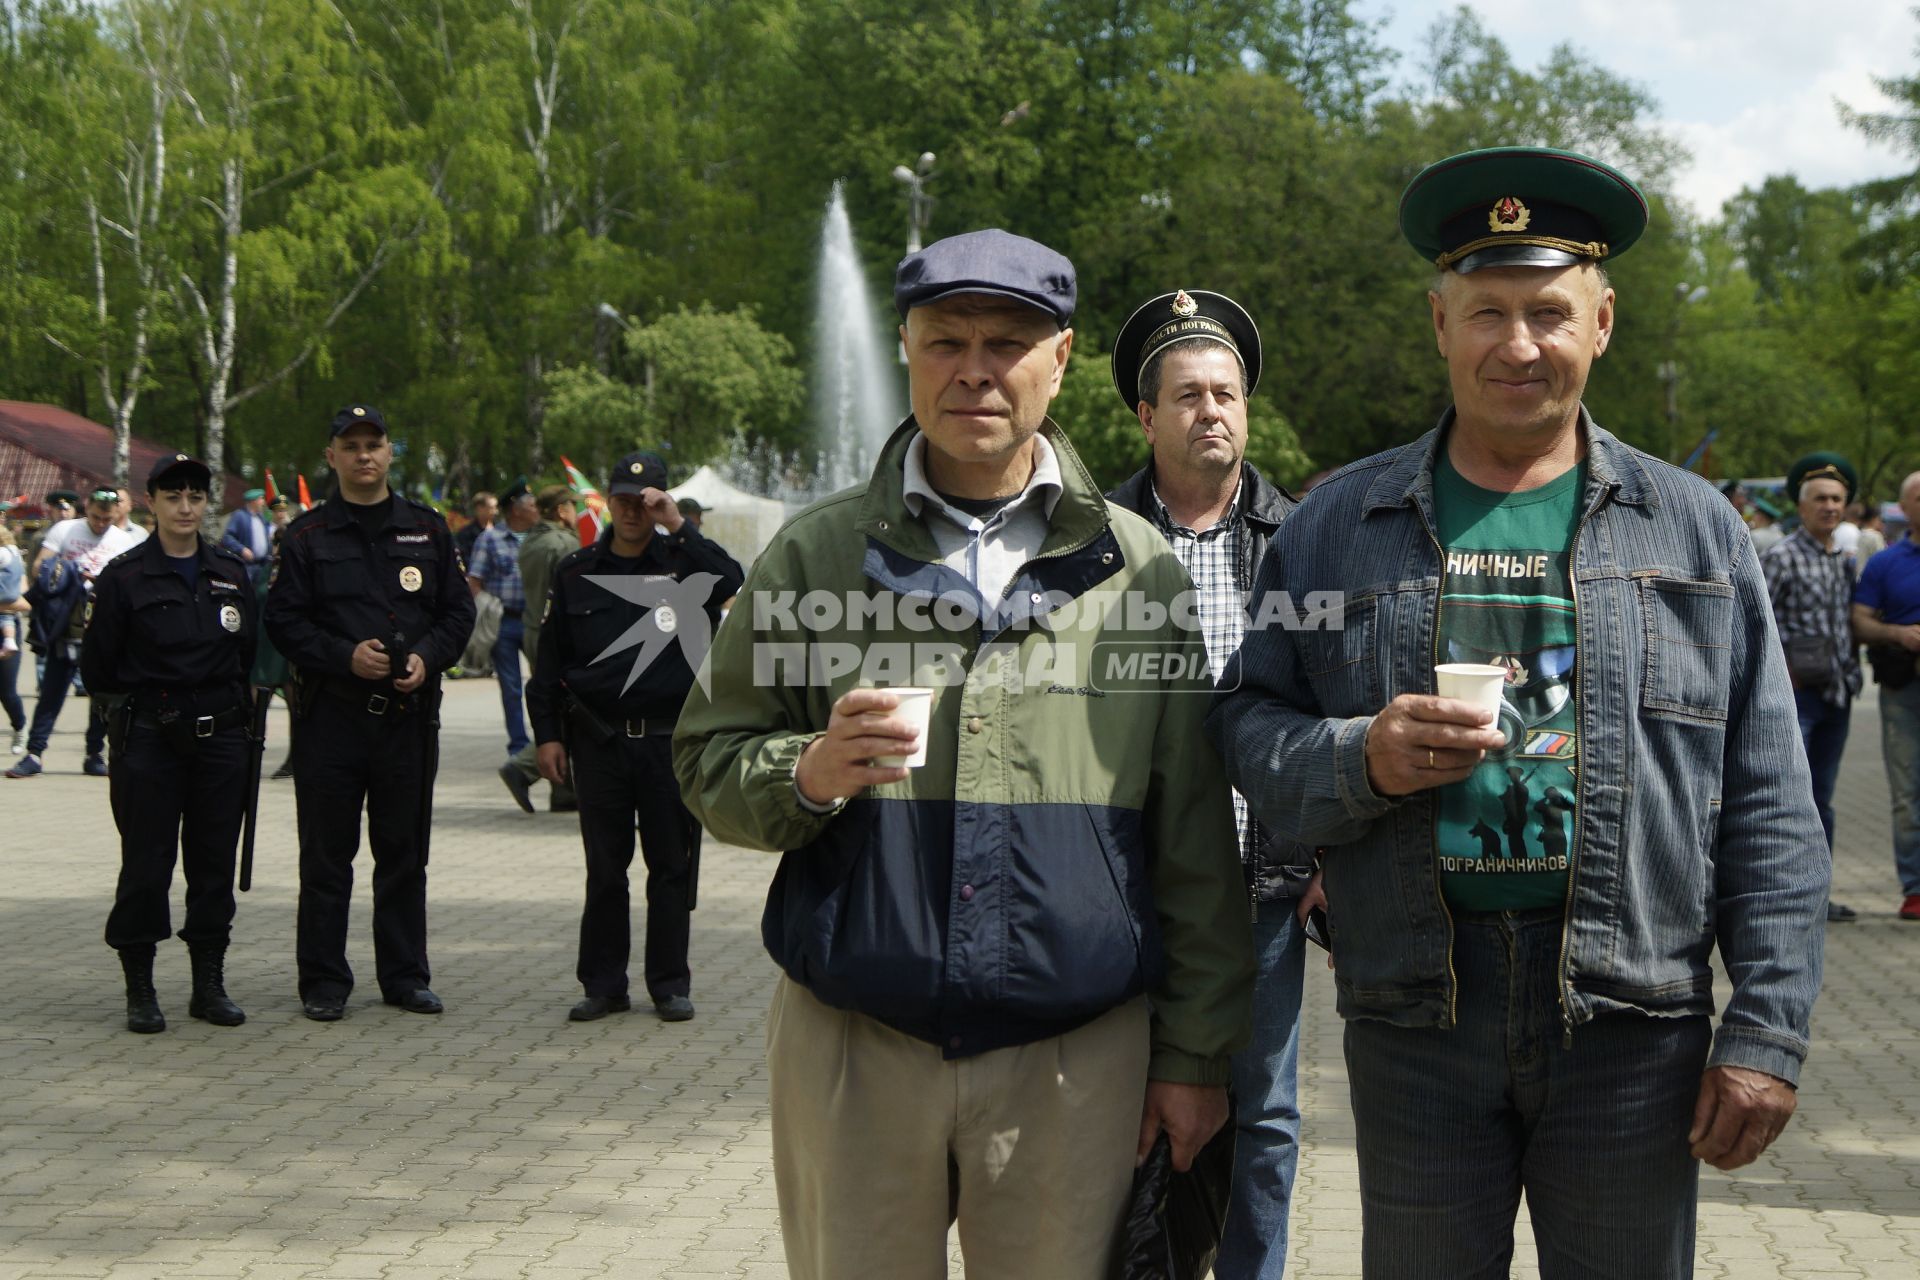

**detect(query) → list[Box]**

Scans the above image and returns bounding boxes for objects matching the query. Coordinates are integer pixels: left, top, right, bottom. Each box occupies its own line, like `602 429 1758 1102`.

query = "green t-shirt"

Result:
1433 453 1584 911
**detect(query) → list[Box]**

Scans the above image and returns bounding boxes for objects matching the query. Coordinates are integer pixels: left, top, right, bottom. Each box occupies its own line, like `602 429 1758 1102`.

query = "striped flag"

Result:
559 455 605 547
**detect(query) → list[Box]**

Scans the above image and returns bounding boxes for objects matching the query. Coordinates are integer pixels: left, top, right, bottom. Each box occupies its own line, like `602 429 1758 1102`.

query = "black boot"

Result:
187 943 246 1026
119 947 165 1034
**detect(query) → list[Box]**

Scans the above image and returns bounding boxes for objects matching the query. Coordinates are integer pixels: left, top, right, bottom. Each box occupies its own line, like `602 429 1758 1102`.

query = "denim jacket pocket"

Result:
1639 574 1734 723
1299 592 1379 715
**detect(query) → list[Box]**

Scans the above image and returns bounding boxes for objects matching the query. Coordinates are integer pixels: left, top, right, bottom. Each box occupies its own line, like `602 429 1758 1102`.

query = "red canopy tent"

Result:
0 400 246 517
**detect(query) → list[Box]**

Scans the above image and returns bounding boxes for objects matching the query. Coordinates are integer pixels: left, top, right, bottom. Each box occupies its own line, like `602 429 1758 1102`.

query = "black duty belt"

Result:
130 703 249 737
622 717 675 737
568 704 674 738
318 676 421 716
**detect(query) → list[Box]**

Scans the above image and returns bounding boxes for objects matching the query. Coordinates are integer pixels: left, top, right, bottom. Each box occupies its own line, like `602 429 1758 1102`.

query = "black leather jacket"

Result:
1107 460 1315 903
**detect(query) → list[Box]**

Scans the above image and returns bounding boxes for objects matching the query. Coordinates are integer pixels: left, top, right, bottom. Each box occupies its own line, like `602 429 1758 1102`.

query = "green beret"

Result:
242 487 266 501
1786 452 1858 502
1401 146 1648 273
1110 289 1261 412
1749 493 1786 520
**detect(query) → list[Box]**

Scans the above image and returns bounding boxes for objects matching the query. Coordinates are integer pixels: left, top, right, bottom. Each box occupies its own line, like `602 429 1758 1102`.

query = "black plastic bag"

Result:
1107 1101 1236 1280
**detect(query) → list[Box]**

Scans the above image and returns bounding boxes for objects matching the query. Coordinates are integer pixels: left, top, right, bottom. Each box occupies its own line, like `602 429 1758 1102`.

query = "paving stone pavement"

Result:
1 676 1916 1278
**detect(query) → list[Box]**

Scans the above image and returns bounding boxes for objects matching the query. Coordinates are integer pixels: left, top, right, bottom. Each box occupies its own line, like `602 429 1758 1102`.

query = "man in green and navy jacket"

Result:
673 229 1251 1279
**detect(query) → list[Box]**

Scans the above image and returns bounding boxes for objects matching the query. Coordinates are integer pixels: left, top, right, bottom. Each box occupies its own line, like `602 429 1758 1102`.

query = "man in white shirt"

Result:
10 489 135 778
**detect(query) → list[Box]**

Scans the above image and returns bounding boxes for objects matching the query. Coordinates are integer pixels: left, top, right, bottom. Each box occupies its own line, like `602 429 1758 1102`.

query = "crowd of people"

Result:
0 141 1889 1280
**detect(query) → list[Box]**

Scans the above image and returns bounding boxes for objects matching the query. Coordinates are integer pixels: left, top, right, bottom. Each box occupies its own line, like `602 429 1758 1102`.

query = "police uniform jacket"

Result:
527 525 743 743
80 537 256 706
264 494 476 690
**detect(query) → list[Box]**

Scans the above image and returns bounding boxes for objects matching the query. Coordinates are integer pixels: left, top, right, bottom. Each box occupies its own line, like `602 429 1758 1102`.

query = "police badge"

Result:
399 565 424 592
220 604 242 633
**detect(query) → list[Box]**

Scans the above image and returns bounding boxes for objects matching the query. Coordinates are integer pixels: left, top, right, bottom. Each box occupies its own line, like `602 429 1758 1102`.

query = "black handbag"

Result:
1868 644 1917 690
1783 635 1836 689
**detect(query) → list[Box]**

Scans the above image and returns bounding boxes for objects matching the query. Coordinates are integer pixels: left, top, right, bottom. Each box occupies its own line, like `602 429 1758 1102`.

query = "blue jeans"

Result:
493 614 528 755
27 645 107 759
1794 689 1851 850
1878 680 1920 893
1345 908 1710 1280
1216 901 1305 1279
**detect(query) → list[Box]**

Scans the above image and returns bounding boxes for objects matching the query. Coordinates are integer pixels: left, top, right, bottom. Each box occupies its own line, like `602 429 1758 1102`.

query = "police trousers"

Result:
570 723 693 1002
104 718 247 951
291 693 437 1000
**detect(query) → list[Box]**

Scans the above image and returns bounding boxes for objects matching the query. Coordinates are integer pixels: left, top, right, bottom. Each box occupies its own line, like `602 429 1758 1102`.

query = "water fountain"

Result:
811 181 904 496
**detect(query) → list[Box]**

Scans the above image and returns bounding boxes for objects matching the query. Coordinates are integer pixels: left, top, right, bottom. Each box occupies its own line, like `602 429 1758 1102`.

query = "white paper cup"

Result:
1435 663 1508 740
872 686 934 769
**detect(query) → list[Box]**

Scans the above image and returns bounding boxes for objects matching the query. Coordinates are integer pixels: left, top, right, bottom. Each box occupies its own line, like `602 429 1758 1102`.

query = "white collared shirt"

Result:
901 430 1064 608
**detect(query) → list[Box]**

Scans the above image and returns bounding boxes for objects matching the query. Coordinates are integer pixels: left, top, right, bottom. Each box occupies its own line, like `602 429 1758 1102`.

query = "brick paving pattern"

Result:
1 677 1915 1277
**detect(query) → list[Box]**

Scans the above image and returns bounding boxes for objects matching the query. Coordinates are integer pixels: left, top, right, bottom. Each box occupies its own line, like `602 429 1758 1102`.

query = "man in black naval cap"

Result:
1107 288 1304 1280
1210 147 1829 1278
266 404 475 1021
1763 451 1864 924
675 228 1251 1277
527 451 741 1025
82 452 255 1033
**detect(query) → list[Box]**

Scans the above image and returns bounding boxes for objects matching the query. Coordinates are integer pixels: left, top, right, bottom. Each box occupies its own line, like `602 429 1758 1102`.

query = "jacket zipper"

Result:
1413 500 1459 1027
1556 483 1607 1046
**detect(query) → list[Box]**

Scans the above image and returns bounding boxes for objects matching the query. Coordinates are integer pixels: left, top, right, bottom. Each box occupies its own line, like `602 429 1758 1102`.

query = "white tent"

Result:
673 465 788 567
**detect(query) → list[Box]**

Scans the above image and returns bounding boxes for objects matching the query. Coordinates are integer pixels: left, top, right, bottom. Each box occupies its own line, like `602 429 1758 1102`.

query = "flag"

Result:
296 474 313 510
263 469 279 505
559 455 605 547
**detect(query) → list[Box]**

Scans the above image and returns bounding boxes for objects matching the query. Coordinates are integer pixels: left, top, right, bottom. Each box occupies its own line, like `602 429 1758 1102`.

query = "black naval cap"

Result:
1111 289 1261 411
608 451 669 497
45 489 81 508
501 480 532 505
1400 146 1648 274
146 452 212 493
893 229 1076 328
329 403 389 436
1786 451 1858 502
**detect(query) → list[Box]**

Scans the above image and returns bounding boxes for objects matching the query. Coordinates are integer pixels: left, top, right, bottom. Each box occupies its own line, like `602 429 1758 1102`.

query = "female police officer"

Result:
82 453 256 1033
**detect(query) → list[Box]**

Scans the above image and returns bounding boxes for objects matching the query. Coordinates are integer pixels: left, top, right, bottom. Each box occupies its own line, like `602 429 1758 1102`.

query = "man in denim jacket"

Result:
1209 147 1828 1279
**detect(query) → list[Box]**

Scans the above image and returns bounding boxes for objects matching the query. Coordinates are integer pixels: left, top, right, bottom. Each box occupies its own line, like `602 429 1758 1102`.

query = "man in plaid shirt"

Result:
465 482 537 758
1106 289 1301 1280
1761 451 1862 924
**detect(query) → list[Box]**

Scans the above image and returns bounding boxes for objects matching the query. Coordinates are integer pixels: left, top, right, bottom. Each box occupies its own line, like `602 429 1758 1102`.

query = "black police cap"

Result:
1111 289 1261 412
608 452 669 497
893 229 1075 327
45 489 81 508
146 452 213 493
1400 146 1648 274
329 404 389 436
501 481 532 505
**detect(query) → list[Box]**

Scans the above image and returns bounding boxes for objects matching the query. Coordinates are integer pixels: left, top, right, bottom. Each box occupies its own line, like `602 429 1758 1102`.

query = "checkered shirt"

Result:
1762 525 1862 708
1148 479 1252 856
467 525 527 613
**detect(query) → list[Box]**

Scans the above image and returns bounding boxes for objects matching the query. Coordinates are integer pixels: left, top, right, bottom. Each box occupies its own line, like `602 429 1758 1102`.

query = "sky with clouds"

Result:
1359 0 1919 217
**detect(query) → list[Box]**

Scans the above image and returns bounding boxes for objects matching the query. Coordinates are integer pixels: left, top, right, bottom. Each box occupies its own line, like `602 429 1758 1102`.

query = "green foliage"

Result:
4 0 1918 507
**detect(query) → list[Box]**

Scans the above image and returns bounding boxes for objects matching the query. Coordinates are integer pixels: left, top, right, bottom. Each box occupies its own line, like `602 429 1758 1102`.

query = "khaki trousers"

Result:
767 976 1150 1280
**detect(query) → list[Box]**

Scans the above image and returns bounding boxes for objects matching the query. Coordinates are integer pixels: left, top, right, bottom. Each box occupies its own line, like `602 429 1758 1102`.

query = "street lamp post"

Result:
890 151 936 255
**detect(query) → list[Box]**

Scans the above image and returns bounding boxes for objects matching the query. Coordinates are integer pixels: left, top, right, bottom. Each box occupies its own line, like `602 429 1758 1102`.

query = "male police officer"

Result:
83 453 255 1033
1107 289 1303 1280
1211 148 1827 1278
265 405 475 1021
529 453 741 1022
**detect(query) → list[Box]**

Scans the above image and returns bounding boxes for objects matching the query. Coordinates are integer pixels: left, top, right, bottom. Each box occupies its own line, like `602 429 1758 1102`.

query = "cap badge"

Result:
219 604 242 633
174 453 187 462
352 406 366 416
398 565 424 593
1489 196 1531 233
1171 290 1198 318
630 462 643 474
655 605 678 634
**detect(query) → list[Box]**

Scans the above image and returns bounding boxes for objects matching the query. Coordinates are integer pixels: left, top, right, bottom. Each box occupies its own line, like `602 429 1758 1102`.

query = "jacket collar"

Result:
322 490 414 532
1361 405 1659 518
136 532 238 581
1109 459 1293 531
855 415 1111 563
